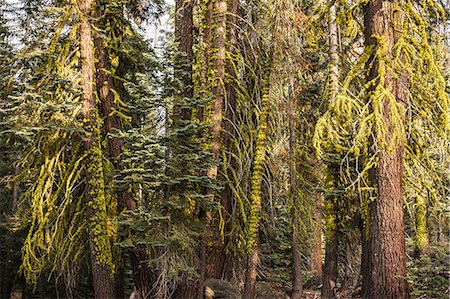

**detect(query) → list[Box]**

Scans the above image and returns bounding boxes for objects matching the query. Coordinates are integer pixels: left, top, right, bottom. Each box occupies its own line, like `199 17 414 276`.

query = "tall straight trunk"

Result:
207 0 239 280
290 100 303 299
321 5 339 299
173 1 197 297
362 1 408 298
92 7 154 297
311 193 323 278
78 0 115 297
198 0 227 296
243 68 270 299
321 210 338 299
94 34 136 211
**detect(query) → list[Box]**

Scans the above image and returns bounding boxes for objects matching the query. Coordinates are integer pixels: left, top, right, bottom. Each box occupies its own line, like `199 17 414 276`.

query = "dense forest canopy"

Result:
0 0 448 298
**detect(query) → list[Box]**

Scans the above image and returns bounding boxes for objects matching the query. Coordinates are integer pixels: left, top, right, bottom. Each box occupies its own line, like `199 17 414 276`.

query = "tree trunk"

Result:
414 194 429 257
78 0 115 297
93 7 155 297
173 1 197 297
197 0 213 123
198 0 227 296
321 219 337 299
342 236 353 289
321 5 339 298
207 0 239 280
174 0 194 121
243 65 270 299
328 3 339 104
360 220 369 292
290 100 303 299
243 243 259 299
362 1 408 298
311 193 323 279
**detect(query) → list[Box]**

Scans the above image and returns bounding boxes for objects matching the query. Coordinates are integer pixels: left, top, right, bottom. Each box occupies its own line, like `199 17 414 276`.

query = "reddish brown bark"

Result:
174 0 194 121
362 1 408 298
321 223 337 299
243 243 259 299
207 0 239 280
198 0 227 296
92 8 154 297
78 0 115 297
94 19 136 213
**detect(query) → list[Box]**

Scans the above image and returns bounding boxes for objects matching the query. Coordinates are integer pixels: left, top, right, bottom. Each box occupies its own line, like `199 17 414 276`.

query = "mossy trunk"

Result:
414 195 429 257
207 0 239 280
362 1 408 298
243 67 270 299
92 7 155 297
198 0 227 296
78 0 115 297
321 5 339 298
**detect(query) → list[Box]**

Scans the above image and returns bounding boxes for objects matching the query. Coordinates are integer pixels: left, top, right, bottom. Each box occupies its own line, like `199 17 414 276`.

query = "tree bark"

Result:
362 1 408 298
243 65 271 299
198 0 227 296
92 7 155 297
290 100 303 299
321 216 337 299
207 0 239 280
311 193 323 279
174 0 194 121
243 243 259 299
321 5 339 298
328 3 339 104
78 0 115 297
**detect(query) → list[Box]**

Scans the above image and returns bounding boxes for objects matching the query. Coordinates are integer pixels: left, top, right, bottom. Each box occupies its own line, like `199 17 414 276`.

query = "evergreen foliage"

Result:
0 0 448 297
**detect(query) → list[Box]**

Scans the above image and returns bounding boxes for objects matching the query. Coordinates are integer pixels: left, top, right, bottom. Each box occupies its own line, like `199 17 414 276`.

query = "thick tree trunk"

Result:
290 100 303 299
198 0 227 296
93 8 154 297
362 1 408 298
321 221 337 299
207 0 239 280
311 193 323 279
365 149 408 298
94 35 136 212
78 0 115 297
